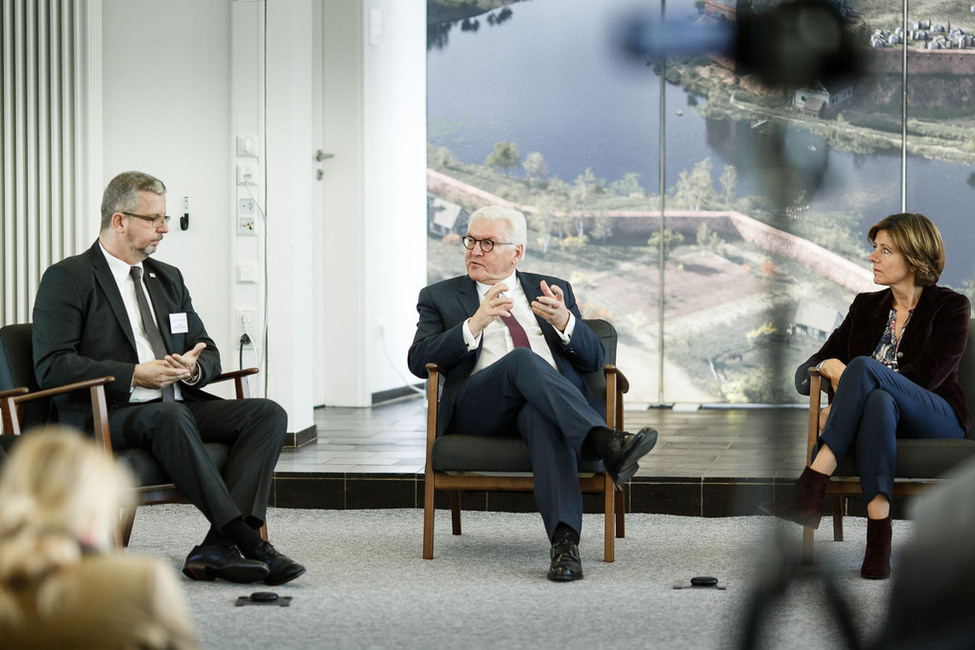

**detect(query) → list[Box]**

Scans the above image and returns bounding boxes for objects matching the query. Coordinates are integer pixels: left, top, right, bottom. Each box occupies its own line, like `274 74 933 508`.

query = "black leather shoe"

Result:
244 541 306 586
182 543 270 583
547 539 583 582
602 426 658 486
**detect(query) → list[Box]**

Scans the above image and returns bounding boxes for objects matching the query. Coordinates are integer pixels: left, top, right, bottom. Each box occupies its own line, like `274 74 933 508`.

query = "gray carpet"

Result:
126 505 906 649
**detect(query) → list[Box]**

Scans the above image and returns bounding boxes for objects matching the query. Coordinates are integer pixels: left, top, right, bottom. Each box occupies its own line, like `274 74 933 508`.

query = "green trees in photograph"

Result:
672 157 716 210
522 151 548 187
486 141 521 176
609 172 644 198
646 228 685 262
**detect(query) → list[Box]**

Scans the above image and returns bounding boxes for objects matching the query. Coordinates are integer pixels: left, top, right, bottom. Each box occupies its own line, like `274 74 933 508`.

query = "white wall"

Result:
318 0 366 406
362 0 428 403
101 0 426 413
102 0 235 391
317 0 427 406
264 0 316 431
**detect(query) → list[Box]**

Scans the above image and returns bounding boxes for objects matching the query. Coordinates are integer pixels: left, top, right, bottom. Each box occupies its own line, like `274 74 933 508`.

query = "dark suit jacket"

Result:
407 271 604 435
796 284 971 432
32 241 221 431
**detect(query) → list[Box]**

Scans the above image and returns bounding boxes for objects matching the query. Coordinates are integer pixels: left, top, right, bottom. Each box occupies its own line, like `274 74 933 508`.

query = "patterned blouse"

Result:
872 308 912 371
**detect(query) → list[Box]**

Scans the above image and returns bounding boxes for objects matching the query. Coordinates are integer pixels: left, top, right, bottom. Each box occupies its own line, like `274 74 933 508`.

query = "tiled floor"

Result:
270 397 815 516
275 397 808 477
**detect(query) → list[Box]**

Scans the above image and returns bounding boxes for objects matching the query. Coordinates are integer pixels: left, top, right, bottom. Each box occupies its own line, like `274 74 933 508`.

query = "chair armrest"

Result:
210 368 259 399
424 363 443 486
10 377 115 404
424 364 443 448
605 364 629 394
806 367 822 465
1 377 114 450
1 388 30 435
603 365 629 431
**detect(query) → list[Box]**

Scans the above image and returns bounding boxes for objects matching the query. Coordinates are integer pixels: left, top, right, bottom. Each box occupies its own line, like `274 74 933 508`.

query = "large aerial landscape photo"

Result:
425 0 975 405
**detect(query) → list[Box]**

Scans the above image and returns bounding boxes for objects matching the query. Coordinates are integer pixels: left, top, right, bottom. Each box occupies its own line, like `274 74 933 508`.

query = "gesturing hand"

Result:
133 359 191 389
468 283 512 338
531 280 570 332
132 342 206 389
166 342 207 380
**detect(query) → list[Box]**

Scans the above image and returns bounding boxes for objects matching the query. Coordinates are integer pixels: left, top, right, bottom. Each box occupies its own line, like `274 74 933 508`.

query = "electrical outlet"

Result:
236 134 258 157
237 217 257 236
236 309 256 343
238 198 255 215
237 164 258 186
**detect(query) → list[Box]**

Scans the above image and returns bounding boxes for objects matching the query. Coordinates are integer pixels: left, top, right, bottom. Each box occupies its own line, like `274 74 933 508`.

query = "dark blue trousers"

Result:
450 348 605 541
819 356 964 502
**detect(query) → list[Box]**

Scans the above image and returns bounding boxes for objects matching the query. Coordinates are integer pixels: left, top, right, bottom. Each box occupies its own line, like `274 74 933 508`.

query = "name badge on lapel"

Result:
169 312 189 334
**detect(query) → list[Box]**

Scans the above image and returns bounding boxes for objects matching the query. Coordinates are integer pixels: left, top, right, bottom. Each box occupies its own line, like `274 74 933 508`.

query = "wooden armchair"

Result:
423 318 628 562
0 322 265 546
801 318 975 560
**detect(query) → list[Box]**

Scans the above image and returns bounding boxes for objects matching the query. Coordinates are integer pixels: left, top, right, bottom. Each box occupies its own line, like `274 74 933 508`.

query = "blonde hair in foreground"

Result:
0 427 135 625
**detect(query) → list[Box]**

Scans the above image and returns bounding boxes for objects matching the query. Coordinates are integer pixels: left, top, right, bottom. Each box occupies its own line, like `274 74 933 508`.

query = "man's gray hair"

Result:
468 205 527 246
100 171 167 231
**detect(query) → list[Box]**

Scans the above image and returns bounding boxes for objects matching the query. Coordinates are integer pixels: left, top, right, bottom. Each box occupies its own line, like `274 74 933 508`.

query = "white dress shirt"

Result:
98 243 182 402
462 271 575 375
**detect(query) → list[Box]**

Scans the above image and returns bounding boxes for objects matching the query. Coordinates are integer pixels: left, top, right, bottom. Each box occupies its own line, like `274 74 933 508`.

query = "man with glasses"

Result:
32 171 305 586
409 205 657 581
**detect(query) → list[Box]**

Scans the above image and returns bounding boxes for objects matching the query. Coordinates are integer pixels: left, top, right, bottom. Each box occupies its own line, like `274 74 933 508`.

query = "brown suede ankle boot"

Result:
759 466 830 529
861 516 892 579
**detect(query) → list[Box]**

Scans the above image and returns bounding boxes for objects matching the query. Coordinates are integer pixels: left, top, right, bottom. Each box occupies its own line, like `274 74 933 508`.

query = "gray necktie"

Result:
129 266 175 402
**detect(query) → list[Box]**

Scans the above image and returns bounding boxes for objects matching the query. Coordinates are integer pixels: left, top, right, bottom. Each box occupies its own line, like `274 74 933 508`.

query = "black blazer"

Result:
32 241 221 431
796 284 971 432
407 271 604 435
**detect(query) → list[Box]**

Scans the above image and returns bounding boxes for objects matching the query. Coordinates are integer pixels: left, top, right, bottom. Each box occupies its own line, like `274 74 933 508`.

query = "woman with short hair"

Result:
763 213 970 579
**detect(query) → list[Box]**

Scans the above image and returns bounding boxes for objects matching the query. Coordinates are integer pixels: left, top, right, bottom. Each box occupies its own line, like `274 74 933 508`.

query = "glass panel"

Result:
426 0 665 404
902 5 975 299
425 0 932 405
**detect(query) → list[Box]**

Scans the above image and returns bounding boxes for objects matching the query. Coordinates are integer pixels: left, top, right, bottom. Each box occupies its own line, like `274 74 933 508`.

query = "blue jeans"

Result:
819 356 964 502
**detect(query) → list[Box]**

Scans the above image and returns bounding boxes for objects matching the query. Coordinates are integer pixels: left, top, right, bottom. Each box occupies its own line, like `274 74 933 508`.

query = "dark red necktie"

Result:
500 313 531 349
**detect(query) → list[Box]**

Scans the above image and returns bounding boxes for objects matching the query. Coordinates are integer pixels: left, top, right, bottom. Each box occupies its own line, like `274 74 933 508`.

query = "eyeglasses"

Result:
462 236 515 253
122 212 171 228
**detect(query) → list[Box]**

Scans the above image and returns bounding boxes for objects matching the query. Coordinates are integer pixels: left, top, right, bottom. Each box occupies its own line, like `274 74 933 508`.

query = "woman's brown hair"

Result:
868 213 945 286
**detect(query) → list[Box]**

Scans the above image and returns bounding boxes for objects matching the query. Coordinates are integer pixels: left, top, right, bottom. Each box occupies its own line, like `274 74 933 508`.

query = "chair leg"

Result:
423 476 436 560
615 489 625 538
603 476 615 563
450 490 462 535
832 496 844 541
802 525 815 565
120 505 137 548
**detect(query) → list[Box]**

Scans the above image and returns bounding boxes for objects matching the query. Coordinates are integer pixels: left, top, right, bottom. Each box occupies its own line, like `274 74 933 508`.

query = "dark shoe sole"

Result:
757 502 822 529
547 569 584 582
613 462 640 486
264 565 306 586
183 562 270 584
607 428 658 485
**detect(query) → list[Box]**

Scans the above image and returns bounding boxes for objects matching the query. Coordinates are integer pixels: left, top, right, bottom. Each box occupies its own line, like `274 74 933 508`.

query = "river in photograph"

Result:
427 0 975 285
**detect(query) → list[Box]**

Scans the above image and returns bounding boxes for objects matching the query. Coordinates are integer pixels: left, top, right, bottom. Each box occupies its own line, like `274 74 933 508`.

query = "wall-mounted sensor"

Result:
180 195 189 231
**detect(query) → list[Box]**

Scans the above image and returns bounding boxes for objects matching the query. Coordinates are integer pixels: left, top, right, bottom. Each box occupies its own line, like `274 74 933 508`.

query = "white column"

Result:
264 0 315 434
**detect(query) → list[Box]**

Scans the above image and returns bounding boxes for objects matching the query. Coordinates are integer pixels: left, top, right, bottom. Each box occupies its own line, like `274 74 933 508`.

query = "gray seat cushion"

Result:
117 443 228 486
832 438 975 480
432 434 605 474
